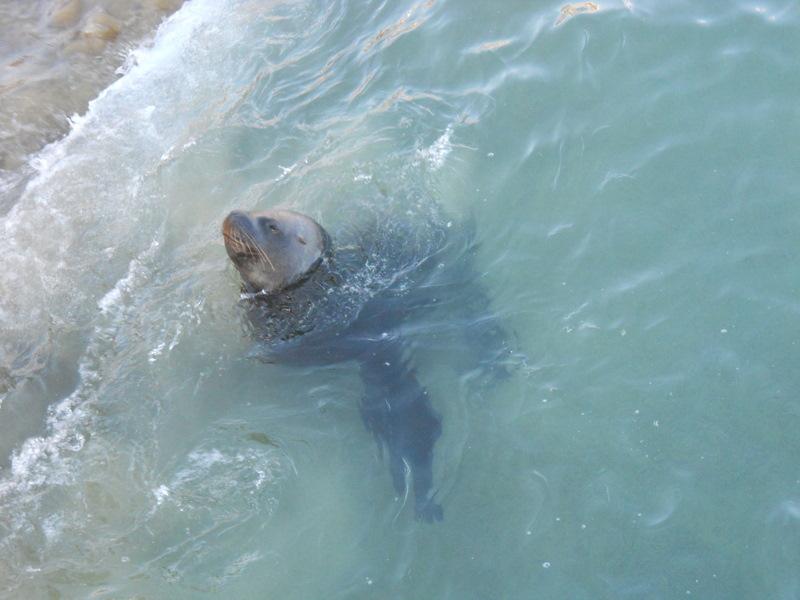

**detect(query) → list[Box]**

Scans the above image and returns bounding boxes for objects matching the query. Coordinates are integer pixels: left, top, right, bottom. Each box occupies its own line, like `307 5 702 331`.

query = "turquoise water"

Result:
1 0 800 597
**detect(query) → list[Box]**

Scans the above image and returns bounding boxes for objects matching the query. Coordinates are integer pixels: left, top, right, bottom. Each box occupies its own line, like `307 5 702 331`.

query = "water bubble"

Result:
542 562 551 569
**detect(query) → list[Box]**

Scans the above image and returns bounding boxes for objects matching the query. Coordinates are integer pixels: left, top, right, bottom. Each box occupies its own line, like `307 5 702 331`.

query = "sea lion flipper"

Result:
414 493 444 523
358 338 443 523
455 261 516 380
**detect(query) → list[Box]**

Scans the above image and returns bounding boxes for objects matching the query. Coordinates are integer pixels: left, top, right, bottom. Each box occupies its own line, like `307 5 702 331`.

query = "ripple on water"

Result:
157 441 283 519
135 430 285 590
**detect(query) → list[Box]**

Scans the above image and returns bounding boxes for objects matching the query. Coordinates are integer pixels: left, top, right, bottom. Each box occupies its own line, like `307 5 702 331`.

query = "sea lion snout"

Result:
222 210 255 243
223 209 248 229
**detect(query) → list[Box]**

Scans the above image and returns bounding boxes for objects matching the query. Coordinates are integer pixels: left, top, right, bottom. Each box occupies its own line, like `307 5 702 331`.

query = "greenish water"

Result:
1 0 799 598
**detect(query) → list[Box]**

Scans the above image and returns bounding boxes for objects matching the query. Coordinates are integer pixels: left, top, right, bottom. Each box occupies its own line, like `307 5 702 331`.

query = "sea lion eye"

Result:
256 217 280 233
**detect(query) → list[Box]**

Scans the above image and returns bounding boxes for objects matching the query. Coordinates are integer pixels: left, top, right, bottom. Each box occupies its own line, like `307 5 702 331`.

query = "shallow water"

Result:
1 0 800 597
0 0 182 205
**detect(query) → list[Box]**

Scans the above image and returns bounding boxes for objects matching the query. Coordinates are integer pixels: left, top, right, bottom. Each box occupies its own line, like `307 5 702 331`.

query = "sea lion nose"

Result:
222 210 252 236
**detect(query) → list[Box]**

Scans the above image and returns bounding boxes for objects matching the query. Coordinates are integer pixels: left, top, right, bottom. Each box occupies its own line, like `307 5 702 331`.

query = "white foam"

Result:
9 0 227 206
416 125 454 170
148 342 167 363
41 514 64 543
0 240 159 503
157 442 282 517
0 1 236 397
0 0 246 486
153 485 171 506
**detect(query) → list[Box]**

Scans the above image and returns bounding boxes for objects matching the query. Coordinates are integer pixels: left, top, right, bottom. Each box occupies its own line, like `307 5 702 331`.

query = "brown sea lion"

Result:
221 205 512 522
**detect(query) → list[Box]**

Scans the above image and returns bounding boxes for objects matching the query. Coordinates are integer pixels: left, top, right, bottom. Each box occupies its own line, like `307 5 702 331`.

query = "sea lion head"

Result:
222 208 330 294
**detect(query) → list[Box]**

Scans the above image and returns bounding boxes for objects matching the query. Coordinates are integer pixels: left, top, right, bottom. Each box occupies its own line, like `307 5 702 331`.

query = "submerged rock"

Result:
65 8 122 53
48 0 82 28
81 8 121 41
144 0 183 11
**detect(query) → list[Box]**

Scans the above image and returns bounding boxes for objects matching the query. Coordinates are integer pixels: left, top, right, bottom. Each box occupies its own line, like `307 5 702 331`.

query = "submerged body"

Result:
223 206 507 522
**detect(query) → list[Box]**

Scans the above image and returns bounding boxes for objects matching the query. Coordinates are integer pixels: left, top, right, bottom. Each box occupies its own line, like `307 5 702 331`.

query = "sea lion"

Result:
222 209 330 294
223 206 510 522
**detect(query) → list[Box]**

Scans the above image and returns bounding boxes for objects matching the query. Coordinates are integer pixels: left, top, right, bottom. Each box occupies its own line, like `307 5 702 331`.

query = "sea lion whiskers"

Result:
223 229 276 272
240 228 276 272
222 230 253 257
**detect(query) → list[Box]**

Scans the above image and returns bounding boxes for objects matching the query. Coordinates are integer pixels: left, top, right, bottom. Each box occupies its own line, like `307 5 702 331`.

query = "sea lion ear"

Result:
297 236 307 245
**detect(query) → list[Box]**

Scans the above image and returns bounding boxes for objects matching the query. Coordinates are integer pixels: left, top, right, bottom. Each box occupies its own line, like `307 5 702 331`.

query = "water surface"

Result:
1 0 799 598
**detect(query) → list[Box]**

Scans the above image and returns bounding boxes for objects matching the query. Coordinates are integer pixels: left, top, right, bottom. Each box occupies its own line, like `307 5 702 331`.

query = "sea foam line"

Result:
18 0 220 201
0 240 160 504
